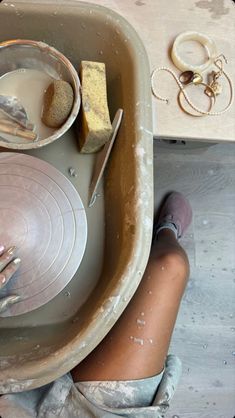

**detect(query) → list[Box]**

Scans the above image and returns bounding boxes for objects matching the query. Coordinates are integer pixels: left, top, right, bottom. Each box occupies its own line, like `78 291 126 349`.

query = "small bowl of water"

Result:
0 39 81 150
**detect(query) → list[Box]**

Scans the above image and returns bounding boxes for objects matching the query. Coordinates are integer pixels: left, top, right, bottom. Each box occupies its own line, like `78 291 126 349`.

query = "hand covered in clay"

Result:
0 245 21 314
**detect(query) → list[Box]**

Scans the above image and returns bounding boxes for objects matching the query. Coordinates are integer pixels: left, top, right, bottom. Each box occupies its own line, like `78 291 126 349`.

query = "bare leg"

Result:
72 228 189 382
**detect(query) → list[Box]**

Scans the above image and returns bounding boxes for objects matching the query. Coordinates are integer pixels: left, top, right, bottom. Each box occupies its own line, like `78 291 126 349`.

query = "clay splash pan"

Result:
0 1 153 393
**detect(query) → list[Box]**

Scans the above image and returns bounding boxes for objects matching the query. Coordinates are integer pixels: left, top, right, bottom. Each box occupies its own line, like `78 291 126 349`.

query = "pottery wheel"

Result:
0 153 87 317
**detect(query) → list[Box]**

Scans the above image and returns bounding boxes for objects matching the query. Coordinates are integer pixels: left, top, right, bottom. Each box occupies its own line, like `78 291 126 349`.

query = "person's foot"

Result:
153 192 192 240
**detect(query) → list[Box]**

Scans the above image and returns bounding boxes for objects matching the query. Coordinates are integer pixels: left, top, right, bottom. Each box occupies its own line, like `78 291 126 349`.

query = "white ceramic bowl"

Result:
0 39 81 150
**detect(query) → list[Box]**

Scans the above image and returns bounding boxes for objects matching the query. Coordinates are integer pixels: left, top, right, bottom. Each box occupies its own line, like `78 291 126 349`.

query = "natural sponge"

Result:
78 61 112 153
42 80 74 128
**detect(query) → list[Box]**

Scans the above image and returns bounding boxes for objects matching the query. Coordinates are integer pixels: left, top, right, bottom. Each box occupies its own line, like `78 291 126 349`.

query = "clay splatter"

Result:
133 337 144 345
135 0 146 6
195 0 229 19
136 318 146 326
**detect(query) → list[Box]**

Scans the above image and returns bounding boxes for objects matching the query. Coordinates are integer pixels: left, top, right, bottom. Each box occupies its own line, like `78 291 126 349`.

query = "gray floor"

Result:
153 141 235 418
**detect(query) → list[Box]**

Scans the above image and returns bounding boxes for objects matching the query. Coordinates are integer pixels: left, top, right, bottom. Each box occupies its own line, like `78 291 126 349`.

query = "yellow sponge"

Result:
79 61 112 153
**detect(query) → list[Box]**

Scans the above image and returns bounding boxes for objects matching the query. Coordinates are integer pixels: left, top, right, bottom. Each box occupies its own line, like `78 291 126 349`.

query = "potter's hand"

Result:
0 245 21 314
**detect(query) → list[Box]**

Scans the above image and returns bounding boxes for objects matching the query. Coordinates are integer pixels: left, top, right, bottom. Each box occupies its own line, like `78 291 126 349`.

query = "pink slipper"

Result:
154 192 192 239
